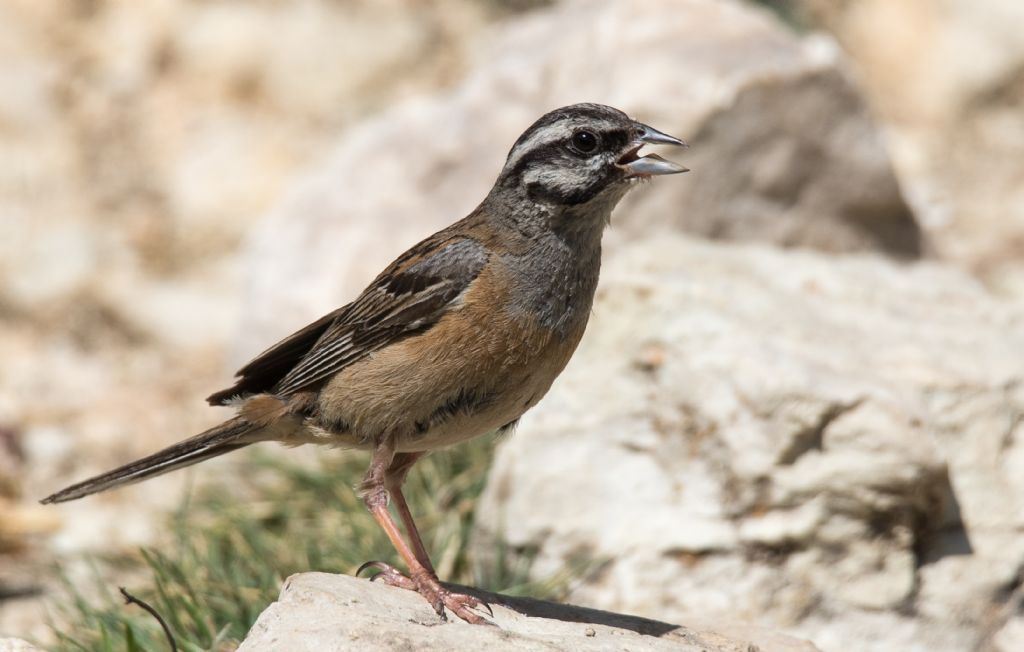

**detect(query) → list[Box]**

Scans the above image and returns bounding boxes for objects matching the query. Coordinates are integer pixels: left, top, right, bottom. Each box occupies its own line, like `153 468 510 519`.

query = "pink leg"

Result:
384 452 436 574
357 440 491 624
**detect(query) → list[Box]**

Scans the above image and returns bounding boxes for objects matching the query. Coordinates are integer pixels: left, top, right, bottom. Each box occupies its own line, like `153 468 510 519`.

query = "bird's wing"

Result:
206 236 488 405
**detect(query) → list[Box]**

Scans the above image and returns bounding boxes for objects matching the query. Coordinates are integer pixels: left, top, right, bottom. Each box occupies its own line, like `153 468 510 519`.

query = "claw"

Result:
355 560 417 590
478 599 494 618
356 560 388 577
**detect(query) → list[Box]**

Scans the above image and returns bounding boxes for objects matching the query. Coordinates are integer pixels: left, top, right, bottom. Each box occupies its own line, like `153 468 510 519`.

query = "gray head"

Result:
494 103 687 209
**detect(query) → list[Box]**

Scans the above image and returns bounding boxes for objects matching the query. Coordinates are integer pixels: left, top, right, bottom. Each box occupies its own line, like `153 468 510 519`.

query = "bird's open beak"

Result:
617 123 689 178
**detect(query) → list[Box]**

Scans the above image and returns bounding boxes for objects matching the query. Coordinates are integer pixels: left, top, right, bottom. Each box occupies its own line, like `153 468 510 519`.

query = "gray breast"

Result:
501 231 603 335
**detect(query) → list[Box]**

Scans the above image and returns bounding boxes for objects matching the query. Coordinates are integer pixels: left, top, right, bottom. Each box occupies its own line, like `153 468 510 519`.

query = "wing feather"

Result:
206 235 487 404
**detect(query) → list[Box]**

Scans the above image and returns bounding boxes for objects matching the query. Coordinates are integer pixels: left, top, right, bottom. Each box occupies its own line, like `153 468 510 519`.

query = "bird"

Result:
42 103 687 624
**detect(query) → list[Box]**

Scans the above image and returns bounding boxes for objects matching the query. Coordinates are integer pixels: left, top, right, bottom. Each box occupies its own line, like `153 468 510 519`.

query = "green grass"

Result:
46 436 569 651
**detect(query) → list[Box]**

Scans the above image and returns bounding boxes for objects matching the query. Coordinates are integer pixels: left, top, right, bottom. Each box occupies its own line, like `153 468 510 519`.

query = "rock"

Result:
237 572 820 652
791 0 1024 297
474 234 1024 652
236 0 920 359
0 640 42 652
993 616 1024 652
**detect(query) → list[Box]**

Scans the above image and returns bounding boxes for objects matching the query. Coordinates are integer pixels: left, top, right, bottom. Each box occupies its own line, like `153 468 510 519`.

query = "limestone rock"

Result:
792 0 1024 296
237 572 820 652
236 0 920 359
0 640 42 652
475 235 1024 652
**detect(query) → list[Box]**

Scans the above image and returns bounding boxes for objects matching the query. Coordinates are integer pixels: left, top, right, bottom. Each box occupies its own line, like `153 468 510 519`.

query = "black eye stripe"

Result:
569 128 630 153
504 127 635 182
602 129 629 152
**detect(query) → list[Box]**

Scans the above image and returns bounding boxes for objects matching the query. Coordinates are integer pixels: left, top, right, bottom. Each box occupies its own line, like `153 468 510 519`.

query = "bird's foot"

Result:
356 561 494 625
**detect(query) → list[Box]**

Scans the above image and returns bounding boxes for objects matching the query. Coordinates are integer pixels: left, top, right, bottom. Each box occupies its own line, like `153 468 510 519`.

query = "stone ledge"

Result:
238 572 819 652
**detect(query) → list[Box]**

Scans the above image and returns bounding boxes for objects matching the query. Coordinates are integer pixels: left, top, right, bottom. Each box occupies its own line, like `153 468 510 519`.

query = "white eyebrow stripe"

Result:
505 123 566 169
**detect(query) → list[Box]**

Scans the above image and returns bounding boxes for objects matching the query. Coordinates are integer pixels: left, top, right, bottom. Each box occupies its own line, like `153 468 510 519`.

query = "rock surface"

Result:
237 572 820 652
237 0 920 359
792 0 1024 297
0 640 42 652
475 234 1024 652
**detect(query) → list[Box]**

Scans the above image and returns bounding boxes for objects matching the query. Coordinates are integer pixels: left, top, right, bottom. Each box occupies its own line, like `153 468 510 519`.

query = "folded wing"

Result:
207 236 487 405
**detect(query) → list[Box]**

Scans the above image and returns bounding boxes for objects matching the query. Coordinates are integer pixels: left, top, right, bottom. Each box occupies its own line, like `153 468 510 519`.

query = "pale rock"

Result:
475 235 1024 652
236 0 920 360
237 572 820 652
794 0 1024 297
2 221 104 308
738 497 824 547
993 617 1024 652
0 640 41 652
173 0 471 118
106 272 240 349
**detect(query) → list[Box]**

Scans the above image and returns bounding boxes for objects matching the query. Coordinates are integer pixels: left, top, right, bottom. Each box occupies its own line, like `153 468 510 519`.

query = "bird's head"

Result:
494 103 688 212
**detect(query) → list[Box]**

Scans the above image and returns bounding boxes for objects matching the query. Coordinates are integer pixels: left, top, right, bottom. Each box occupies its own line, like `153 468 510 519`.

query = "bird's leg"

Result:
357 439 491 624
384 452 435 574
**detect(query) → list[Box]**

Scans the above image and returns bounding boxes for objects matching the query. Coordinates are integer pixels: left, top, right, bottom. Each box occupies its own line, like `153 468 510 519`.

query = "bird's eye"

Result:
570 130 599 155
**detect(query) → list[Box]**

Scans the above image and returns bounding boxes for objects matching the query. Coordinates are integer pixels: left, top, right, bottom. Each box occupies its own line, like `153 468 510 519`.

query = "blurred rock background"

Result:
1 0 1022 650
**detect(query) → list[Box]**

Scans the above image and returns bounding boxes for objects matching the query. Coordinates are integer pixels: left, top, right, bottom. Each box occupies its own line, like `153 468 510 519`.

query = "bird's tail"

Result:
41 417 257 504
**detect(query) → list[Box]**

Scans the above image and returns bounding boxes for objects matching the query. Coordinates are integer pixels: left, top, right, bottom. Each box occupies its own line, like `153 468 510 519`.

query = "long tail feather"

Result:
41 417 256 504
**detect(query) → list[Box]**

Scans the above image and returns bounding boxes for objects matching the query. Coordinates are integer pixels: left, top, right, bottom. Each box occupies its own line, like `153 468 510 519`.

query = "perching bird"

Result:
42 103 687 624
